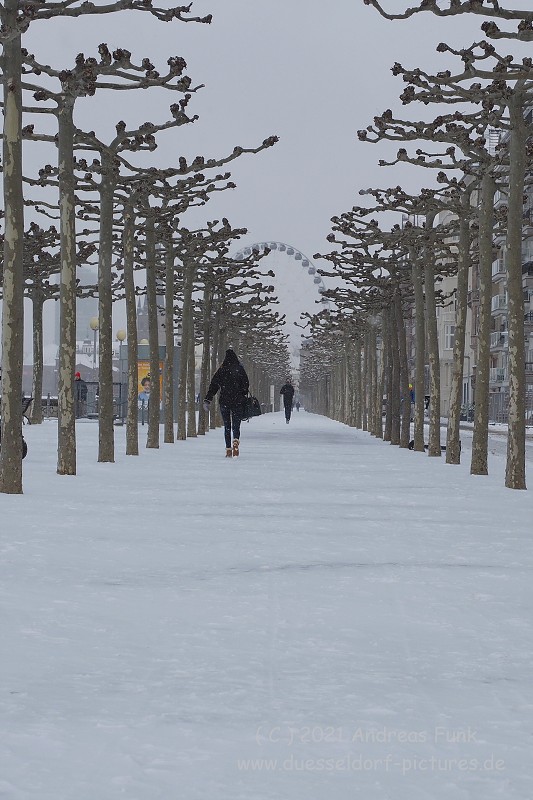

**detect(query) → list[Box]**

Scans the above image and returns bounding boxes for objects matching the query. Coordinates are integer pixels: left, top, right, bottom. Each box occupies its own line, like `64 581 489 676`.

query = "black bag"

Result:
242 393 262 419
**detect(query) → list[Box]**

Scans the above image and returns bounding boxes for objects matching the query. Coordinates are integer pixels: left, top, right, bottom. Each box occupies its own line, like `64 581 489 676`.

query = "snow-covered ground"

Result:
1 412 532 799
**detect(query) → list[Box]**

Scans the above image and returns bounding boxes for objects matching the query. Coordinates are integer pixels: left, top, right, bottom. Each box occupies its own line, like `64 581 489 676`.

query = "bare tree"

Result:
0 0 211 492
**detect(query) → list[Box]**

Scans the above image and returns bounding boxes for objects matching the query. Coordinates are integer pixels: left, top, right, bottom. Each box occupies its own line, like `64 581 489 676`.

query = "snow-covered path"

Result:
1 412 532 799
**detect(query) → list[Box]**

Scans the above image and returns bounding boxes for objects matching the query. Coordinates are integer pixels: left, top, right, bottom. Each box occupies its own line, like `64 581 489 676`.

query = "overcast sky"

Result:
16 0 493 357
22 1 486 261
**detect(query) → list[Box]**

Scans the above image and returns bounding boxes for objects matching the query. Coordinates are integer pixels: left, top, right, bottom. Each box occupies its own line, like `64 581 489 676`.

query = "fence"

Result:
487 391 533 425
41 382 127 422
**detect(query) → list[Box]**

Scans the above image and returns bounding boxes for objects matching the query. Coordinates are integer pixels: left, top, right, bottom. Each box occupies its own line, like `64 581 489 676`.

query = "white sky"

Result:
21 2 489 252
15 1 488 350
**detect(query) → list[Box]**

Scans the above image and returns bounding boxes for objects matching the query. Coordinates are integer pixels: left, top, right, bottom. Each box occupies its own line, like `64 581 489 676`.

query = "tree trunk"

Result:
0 17 25 494
424 211 441 457
56 99 78 475
381 312 392 442
410 248 426 452
505 92 527 489
369 326 378 435
395 292 410 449
163 239 175 444
354 339 362 428
471 172 495 475
186 310 197 437
97 153 117 463
345 339 355 426
364 327 372 432
122 201 139 456
209 301 221 430
390 306 401 446
446 192 471 464
176 258 194 440
30 287 44 424
197 280 213 435
375 322 384 439
145 215 160 449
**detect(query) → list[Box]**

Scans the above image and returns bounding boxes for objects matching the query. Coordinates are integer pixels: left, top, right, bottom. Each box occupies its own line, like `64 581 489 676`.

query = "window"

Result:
444 324 455 350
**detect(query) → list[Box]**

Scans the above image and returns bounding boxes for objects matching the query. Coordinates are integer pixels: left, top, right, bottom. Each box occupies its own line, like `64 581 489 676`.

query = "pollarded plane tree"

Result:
18 45 204 472
225 283 288 409
26 224 96 424
355 185 462 456
26 159 236 455
98 164 240 453
247 343 292 412
398 43 533 488
358 104 488 463
413 43 533 489
192 234 274 437
316 187 458 454
66 84 274 460
125 159 276 446
314 311 376 431
19 44 275 463
362 2 533 482
21 160 101 418
246 329 293 411
235 318 290 411
104 161 262 452
168 220 253 443
194 241 281 432
299 333 336 416
315 232 385 434
370 51 531 480
10 57 194 467
119 136 278 447
300 232 390 437
298 315 355 420
314 222 401 441
0 222 60 420
145 176 240 447
203 249 285 421
0 216 98 421
319 206 435 446
297 320 336 417
303 311 362 422
0 0 211 494
362 0 533 42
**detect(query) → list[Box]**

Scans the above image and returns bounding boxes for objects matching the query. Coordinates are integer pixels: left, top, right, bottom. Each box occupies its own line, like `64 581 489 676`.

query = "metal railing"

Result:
38 383 127 422
488 391 533 425
490 331 508 348
489 367 508 383
492 259 505 278
491 294 508 312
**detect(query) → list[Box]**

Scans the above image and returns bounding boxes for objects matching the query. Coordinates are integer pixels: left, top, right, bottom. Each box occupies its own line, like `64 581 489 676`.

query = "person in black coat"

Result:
204 348 249 457
74 372 88 418
280 378 295 423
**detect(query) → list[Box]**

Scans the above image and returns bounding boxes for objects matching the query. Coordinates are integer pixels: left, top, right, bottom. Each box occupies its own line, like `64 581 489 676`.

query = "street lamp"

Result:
116 329 126 424
90 317 99 377
116 329 126 382
464 355 471 405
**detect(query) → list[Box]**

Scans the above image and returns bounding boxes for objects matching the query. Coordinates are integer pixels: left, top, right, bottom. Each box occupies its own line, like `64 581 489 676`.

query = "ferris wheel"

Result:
232 241 330 308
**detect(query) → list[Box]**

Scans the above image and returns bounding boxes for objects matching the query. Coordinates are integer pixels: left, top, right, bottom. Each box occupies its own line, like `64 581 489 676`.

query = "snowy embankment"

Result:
1 413 532 799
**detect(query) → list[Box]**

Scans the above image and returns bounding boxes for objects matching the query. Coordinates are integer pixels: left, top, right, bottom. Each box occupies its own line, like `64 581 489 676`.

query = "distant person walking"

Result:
280 378 295 424
204 348 249 458
74 372 88 418
295 400 300 412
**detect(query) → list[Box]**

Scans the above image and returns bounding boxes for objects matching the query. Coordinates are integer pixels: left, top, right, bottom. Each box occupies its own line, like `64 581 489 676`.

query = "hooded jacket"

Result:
205 349 249 409
280 382 295 406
